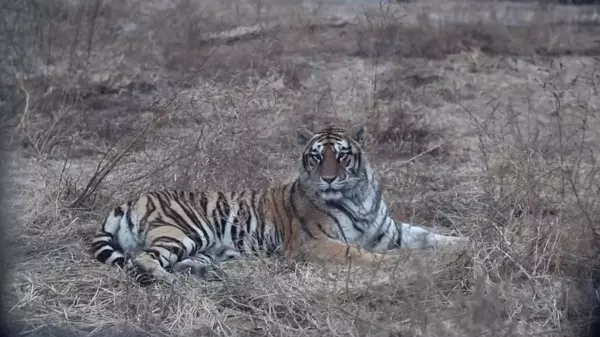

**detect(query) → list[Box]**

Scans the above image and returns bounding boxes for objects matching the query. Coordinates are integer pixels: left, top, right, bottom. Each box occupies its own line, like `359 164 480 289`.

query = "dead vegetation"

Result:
2 0 600 336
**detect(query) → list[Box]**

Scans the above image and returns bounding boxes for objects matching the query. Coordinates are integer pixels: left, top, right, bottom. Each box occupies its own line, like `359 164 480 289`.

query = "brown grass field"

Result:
3 0 600 336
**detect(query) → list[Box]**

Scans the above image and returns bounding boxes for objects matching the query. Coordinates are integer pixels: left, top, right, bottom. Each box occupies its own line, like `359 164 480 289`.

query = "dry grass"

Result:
2 0 600 336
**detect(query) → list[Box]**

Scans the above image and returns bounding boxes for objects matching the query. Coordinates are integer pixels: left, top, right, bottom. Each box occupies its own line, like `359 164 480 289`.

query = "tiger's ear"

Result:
297 127 315 146
346 124 366 143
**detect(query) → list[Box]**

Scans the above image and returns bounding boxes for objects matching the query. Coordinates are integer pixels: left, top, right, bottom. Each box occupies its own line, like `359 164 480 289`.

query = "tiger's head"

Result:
296 124 374 201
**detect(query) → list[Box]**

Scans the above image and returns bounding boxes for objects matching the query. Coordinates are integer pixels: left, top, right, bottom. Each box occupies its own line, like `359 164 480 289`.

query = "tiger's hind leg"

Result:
125 225 197 286
125 223 242 285
126 251 222 285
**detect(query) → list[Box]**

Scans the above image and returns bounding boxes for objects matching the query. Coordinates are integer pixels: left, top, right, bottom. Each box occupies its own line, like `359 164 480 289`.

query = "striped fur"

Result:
91 125 468 285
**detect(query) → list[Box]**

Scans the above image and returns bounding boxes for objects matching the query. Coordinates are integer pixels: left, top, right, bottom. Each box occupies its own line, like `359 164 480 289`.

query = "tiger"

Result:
91 124 468 285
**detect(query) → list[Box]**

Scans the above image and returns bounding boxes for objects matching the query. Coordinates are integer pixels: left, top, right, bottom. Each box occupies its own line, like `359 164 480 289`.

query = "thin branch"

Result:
12 73 30 142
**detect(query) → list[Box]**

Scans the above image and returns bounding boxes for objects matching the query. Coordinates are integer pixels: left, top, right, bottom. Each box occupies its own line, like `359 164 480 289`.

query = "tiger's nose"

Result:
321 176 336 184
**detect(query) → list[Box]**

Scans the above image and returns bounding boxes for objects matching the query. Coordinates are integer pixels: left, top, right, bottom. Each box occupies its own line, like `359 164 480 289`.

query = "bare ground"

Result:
2 0 600 336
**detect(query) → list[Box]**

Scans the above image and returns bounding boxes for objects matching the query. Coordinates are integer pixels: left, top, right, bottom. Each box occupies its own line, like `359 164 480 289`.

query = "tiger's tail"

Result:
91 205 129 268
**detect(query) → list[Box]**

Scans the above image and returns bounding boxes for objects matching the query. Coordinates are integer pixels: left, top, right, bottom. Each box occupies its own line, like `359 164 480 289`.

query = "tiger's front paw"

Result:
442 235 469 250
431 234 469 252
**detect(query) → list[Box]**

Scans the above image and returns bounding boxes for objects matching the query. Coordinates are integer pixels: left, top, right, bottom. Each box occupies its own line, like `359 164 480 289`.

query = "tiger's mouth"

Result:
319 189 343 201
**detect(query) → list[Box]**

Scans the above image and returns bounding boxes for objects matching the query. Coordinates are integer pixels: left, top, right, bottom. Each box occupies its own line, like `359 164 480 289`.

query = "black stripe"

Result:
211 208 221 240
160 245 184 262
199 192 208 212
113 257 125 267
265 232 281 256
326 135 344 143
255 190 266 250
189 196 212 249
154 196 202 254
155 235 187 246
234 215 244 251
171 196 207 247
371 189 383 215
281 184 294 219
315 134 329 143
348 186 381 220
155 191 168 201
242 199 253 236
337 188 380 219
249 190 260 252
155 193 188 230
236 201 248 252
380 218 393 245
355 152 362 173
96 249 114 264
231 211 239 250
94 231 113 239
329 211 348 243
114 206 124 217
216 192 230 239
395 223 403 248
373 231 386 248
139 197 156 231
316 223 335 239
196 252 215 264
346 187 382 221
195 211 213 249
145 249 167 267
92 241 111 252
325 201 365 233
239 199 252 235
125 201 134 230
155 238 186 261
302 154 309 170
